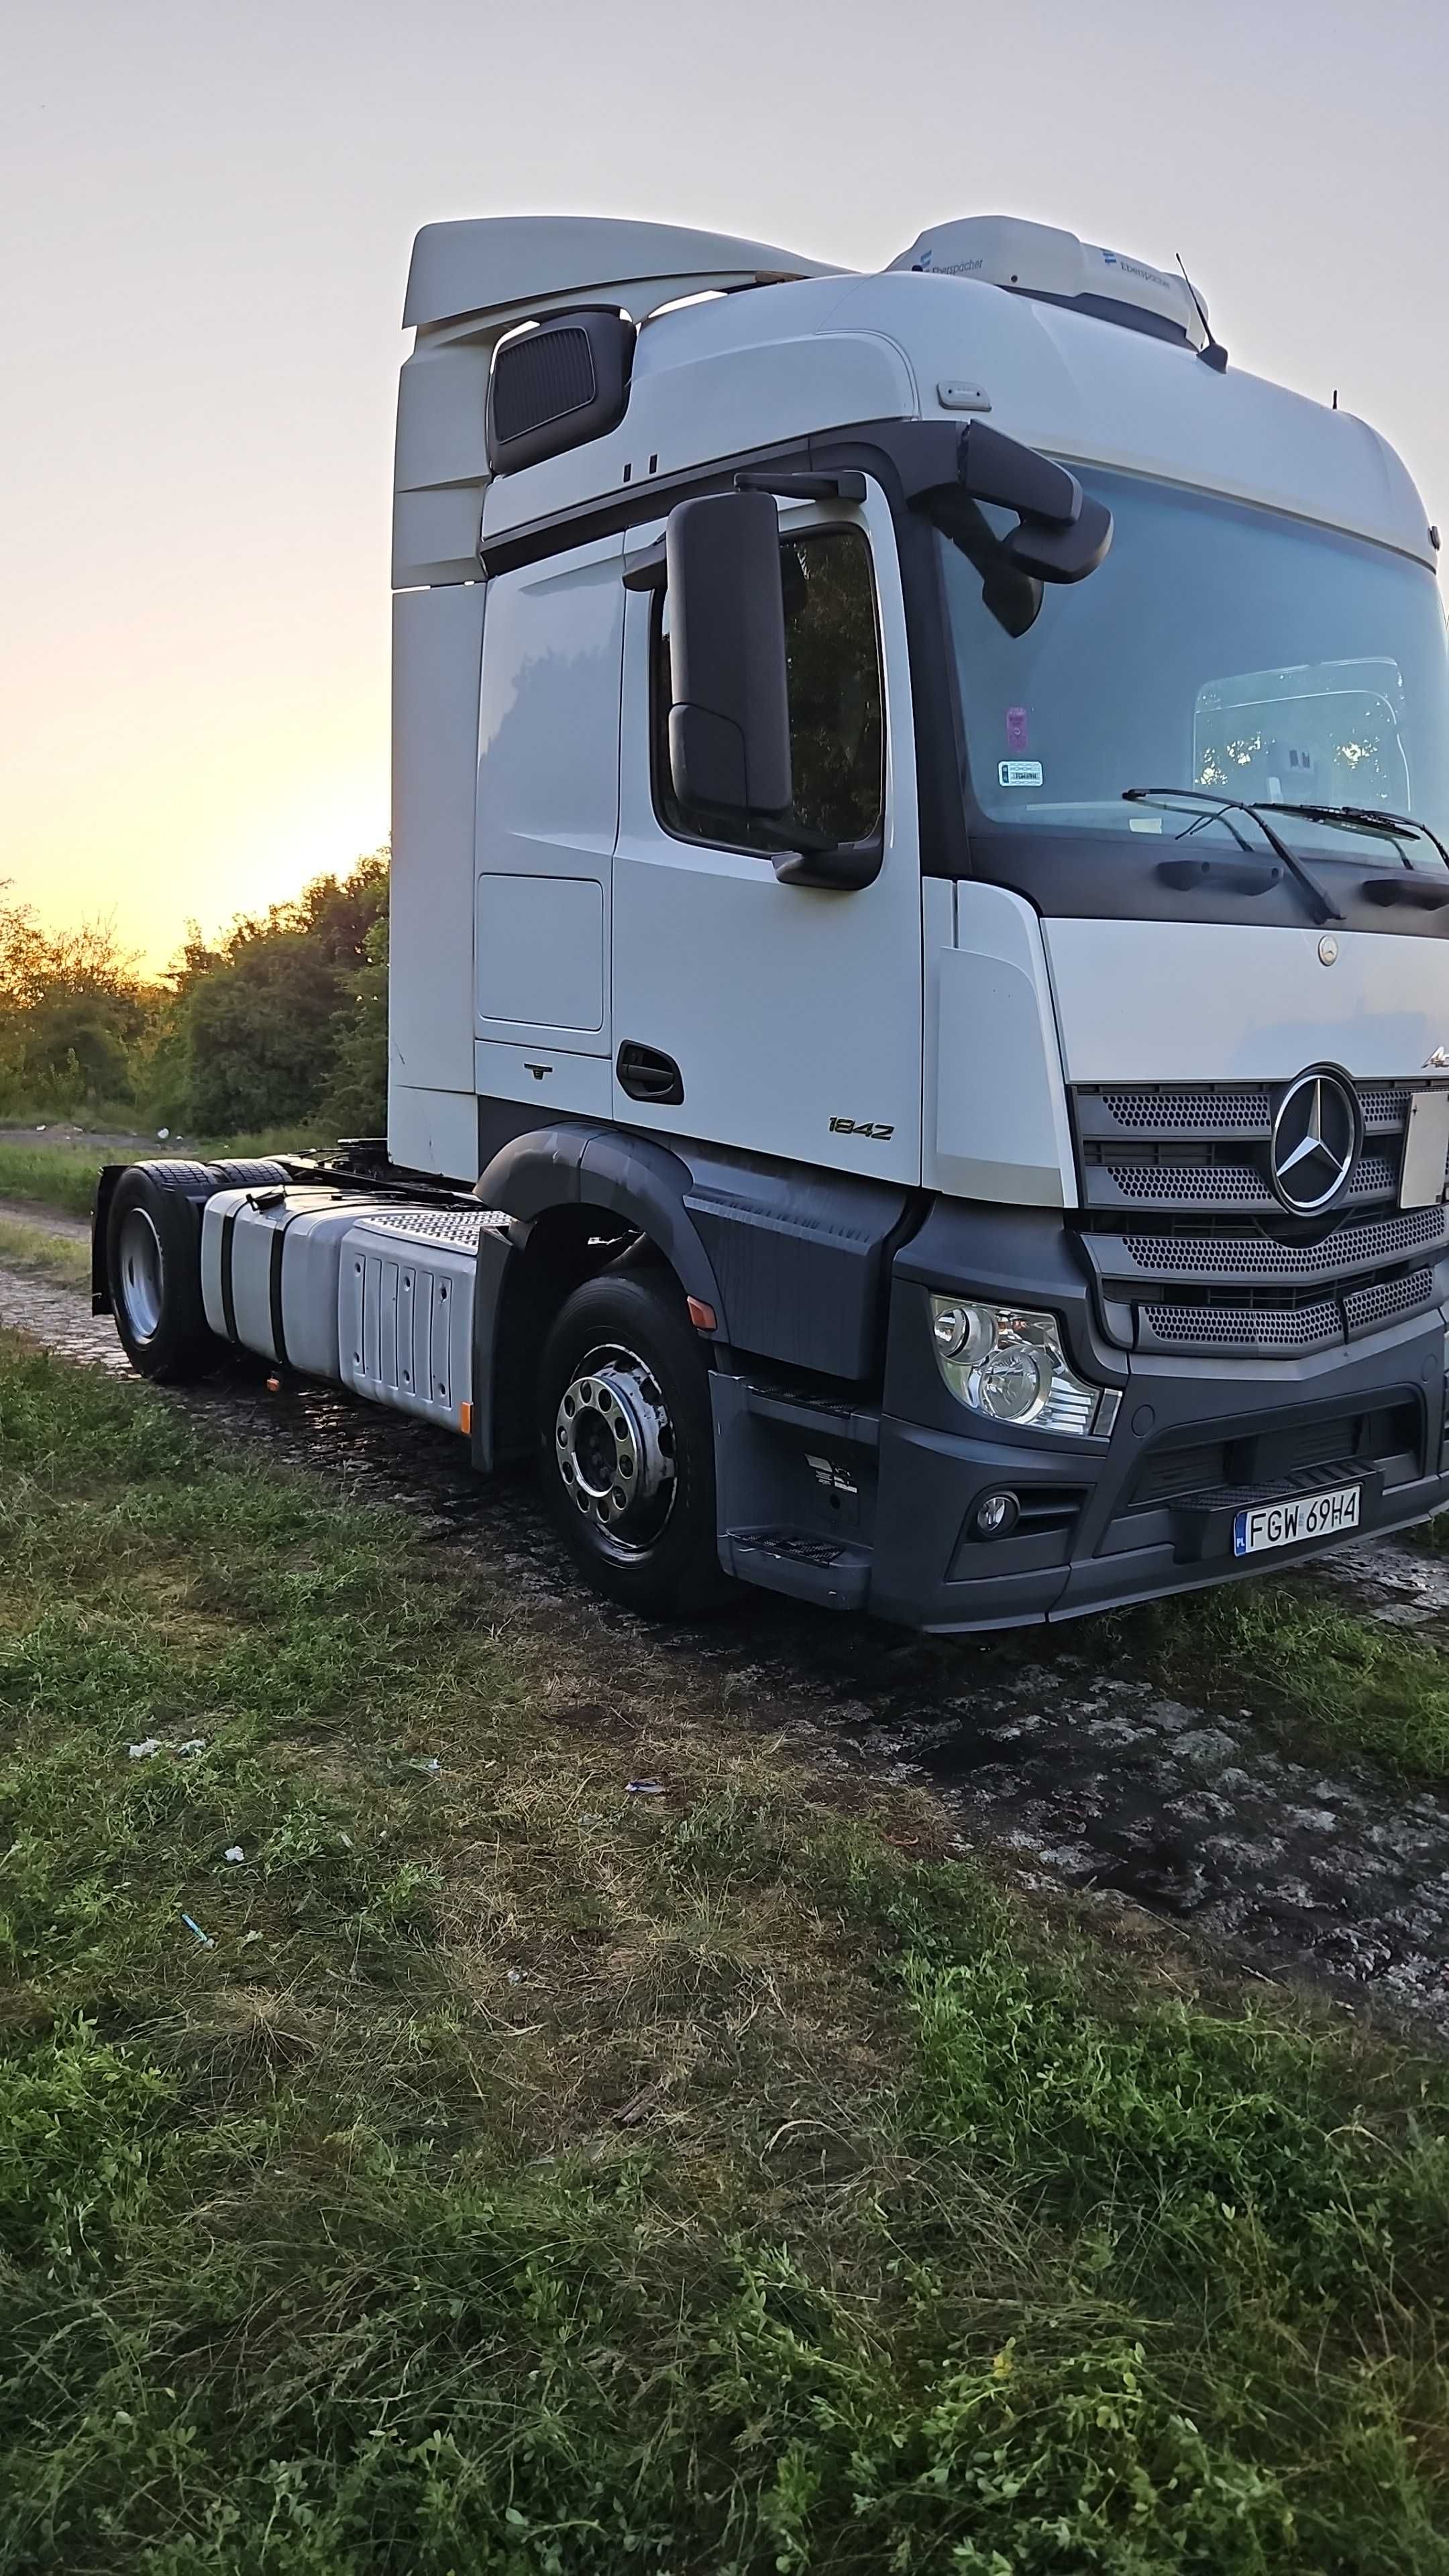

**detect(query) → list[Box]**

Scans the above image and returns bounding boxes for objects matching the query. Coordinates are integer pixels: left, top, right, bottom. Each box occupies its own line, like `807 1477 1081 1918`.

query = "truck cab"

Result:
99 212 1449 1629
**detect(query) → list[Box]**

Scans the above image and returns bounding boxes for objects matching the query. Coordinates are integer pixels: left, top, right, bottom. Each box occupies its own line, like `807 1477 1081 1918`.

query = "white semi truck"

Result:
95 211 1449 1627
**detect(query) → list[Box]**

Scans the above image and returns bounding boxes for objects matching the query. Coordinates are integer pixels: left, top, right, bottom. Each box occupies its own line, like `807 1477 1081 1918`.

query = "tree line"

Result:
0 851 388 1140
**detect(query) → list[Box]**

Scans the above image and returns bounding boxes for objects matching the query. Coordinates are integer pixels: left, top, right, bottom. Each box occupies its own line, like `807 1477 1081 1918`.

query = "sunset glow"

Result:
6 0 1448 965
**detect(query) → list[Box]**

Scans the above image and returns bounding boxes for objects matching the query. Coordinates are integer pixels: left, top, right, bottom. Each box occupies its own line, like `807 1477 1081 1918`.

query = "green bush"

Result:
0 852 389 1142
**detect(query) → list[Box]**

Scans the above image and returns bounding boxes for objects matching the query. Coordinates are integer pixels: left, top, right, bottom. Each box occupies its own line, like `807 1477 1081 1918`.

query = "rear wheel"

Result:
106 1163 223 1381
537 1273 729 1617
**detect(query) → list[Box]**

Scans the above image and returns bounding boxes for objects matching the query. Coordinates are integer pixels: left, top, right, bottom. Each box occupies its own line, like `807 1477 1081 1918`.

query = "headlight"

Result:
928 1296 1119 1438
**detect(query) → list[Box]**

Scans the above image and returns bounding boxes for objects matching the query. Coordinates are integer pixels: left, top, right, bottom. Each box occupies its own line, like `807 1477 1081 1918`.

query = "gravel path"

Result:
0 1196 93 1243
6 1238 1449 2039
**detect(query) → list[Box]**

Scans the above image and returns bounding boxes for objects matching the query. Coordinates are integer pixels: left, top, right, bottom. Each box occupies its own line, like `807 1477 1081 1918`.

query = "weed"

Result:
1137 1578 1449 1779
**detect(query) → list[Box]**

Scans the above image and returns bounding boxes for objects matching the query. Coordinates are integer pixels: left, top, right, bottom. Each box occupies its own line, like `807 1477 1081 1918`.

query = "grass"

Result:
0 1214 89 1285
0 1091 145 1132
0 1142 118 1218
1136 1571 1449 1783
0 1133 335 1222
2 1333 1449 2568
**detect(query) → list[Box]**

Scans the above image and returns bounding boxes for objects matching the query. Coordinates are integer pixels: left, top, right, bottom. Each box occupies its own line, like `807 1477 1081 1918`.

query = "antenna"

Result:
1175 253 1229 372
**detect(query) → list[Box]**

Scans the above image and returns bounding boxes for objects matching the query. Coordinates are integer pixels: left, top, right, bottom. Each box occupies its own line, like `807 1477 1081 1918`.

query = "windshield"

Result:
936 466 1449 866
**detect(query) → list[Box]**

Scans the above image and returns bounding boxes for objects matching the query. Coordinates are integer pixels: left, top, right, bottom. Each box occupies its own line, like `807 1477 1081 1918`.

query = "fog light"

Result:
972 1489 1020 1540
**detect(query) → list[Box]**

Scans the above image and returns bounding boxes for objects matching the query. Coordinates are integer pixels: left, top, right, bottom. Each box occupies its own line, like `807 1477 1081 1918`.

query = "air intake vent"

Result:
486 307 635 474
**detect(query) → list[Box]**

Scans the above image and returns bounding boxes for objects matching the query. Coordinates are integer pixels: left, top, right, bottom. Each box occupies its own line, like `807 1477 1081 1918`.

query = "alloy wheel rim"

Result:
554 1342 676 1554
117 1208 165 1342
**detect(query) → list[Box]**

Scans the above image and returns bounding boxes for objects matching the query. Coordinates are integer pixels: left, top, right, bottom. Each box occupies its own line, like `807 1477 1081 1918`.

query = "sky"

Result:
5 0 1449 968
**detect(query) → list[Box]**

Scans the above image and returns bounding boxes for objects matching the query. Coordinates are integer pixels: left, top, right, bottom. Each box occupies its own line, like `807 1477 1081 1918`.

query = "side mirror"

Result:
665 490 793 827
957 421 1112 584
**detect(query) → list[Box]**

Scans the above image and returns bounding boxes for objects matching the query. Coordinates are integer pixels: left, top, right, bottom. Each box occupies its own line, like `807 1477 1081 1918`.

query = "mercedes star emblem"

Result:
1269 1069 1362 1215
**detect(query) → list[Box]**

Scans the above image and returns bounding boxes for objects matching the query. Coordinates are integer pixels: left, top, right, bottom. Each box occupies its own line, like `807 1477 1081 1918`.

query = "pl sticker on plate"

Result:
998 759 1043 788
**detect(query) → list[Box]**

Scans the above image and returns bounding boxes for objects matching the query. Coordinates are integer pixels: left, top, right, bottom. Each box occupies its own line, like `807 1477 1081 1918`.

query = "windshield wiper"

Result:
1122 788 1343 925
1252 801 1449 874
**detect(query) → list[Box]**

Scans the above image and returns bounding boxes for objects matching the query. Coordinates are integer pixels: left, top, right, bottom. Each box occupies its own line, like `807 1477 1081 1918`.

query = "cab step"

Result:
739 1380 880 1449
722 1528 872 1610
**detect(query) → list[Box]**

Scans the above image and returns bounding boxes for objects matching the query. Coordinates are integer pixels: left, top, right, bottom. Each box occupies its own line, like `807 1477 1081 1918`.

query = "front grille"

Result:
1120 1205 1445 1283
1138 1295 1340 1354
1072 1078 1449 1357
1344 1267 1435 1335
1099 1084 1271 1133
1081 1140 1398 1216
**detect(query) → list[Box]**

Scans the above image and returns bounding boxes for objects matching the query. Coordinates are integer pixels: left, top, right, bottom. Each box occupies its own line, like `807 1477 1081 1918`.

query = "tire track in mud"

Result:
6 1251 1449 2039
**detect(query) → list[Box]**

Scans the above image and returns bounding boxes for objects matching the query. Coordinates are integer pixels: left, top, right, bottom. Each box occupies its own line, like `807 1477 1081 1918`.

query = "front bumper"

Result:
869 1204 1449 1633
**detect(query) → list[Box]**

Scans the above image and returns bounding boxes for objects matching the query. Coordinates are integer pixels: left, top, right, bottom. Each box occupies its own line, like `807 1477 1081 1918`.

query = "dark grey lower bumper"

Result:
868 1317 1449 1633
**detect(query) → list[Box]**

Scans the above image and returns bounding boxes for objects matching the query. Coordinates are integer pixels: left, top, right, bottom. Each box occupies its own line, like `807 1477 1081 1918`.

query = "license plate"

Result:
1233 1483 1360 1558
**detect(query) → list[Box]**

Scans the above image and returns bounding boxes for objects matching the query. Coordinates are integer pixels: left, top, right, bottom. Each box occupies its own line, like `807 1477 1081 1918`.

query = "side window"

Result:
651 527 884 850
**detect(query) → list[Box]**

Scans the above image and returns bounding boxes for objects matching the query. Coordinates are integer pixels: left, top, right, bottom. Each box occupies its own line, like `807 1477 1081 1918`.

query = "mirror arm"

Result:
910 420 1112 585
625 472 868 592
623 537 667 592
773 837 883 892
735 470 868 504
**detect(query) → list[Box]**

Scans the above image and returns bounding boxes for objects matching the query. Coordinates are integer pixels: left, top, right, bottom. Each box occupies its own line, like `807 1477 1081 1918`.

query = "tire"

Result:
537 1272 731 1618
106 1162 226 1381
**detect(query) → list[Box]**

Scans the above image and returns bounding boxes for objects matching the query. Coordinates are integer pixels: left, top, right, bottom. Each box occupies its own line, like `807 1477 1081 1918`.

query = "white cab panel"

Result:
485 317 912 539
475 268 1432 574
390 581 486 1170
1043 919 1449 1080
930 885 1075 1206
609 490 923 1183
473 1038 614 1119
388 1085 479 1184
474 533 623 1055
393 336 494 588
476 875 604 1030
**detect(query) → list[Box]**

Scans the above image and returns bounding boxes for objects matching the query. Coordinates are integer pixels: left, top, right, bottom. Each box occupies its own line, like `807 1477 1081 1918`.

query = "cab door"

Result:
472 531 624 1124
610 486 922 1182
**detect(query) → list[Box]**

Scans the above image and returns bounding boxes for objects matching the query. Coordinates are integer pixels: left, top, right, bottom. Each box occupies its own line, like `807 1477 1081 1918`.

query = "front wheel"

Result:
536 1273 729 1618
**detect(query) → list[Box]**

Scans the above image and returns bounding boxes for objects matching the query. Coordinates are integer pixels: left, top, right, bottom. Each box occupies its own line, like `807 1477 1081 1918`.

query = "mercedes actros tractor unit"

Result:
95 211 1449 1628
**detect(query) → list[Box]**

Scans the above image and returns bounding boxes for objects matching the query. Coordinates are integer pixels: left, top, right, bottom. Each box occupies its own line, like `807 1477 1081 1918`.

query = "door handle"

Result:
616 1041 684 1106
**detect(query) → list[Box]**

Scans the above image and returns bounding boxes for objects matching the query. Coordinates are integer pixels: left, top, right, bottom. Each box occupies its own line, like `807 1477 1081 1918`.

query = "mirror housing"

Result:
957 420 1112 584
665 490 794 826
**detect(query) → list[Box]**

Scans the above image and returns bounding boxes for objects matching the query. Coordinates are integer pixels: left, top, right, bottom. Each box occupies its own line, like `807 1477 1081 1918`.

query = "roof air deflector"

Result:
404 213 839 334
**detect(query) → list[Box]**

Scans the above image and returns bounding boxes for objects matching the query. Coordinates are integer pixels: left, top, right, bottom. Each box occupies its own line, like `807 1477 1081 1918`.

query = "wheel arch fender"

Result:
472 1124 727 1468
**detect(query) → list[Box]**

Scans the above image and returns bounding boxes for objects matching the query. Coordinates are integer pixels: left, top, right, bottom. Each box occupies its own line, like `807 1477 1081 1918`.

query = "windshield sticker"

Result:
998 760 1043 788
1006 706 1030 753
